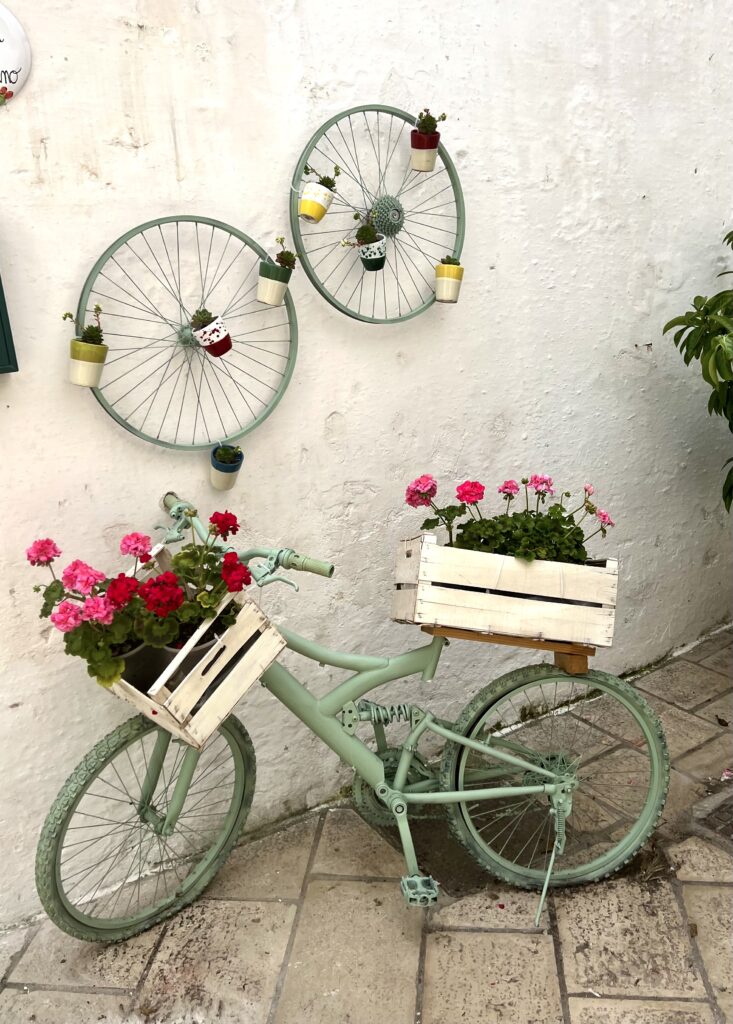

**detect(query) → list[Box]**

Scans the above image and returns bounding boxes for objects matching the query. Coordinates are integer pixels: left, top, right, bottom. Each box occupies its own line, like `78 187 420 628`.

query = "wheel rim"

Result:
290 104 465 324
455 674 666 884
78 216 298 450
53 721 247 933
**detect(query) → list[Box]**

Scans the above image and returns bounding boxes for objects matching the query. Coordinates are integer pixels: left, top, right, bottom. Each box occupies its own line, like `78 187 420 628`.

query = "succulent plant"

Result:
440 255 461 266
274 236 298 272
191 308 215 331
64 305 105 344
213 444 242 465
415 108 447 135
303 163 341 192
355 222 380 246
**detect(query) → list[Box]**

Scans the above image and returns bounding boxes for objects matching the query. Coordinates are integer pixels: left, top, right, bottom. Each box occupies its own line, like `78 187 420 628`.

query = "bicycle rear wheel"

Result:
440 665 669 888
35 714 255 941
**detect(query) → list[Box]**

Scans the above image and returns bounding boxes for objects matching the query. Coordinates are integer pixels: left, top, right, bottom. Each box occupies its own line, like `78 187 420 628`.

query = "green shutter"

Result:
0 272 18 373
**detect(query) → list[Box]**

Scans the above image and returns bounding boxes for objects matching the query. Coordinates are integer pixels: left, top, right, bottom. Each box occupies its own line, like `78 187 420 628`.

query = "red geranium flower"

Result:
106 573 140 609
221 551 252 592
209 510 240 541
138 571 185 618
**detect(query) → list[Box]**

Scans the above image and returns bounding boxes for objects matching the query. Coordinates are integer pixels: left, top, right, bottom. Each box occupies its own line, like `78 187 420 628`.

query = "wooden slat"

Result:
412 582 615 646
420 625 596 657
185 625 286 745
109 680 203 748
148 593 237 697
163 602 271 719
400 535 618 606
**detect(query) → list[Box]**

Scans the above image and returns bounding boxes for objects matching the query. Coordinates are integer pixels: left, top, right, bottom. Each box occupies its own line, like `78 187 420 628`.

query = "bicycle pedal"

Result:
400 874 439 907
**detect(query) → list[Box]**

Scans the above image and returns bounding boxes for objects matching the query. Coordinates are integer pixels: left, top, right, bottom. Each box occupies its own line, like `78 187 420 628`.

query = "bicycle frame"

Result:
149 497 565 842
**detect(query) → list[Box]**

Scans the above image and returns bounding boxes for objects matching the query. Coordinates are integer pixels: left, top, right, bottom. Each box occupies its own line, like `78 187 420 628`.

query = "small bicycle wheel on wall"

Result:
78 216 298 450
290 104 465 324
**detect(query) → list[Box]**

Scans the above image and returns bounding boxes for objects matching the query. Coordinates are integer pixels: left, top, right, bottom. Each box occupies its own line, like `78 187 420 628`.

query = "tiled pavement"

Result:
1 630 732 1024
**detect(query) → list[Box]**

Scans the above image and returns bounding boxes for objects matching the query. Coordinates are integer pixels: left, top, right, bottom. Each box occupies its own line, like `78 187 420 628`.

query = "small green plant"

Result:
63 305 104 345
213 444 242 465
663 231 733 511
341 214 381 250
191 308 215 331
303 163 341 191
415 108 447 135
440 255 461 266
274 236 298 272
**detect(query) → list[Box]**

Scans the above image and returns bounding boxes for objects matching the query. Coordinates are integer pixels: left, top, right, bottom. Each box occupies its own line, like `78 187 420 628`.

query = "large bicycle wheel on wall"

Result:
77 216 298 450
290 105 466 324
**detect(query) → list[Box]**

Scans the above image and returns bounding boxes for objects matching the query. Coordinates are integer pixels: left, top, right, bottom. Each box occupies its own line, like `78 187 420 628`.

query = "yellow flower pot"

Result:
298 182 335 224
435 264 464 303
68 338 109 386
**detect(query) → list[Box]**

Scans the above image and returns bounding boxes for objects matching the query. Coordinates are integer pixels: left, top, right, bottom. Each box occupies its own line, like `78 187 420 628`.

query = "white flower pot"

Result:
299 182 335 223
257 262 293 306
68 339 108 387
193 315 232 357
210 465 239 491
411 147 438 172
359 234 387 271
435 264 464 303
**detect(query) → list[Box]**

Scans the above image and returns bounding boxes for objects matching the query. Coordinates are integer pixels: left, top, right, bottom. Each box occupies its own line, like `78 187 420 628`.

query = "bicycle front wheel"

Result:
36 714 255 941
440 665 669 888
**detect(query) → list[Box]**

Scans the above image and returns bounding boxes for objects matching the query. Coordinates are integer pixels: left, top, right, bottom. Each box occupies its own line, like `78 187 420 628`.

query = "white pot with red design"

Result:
191 310 232 357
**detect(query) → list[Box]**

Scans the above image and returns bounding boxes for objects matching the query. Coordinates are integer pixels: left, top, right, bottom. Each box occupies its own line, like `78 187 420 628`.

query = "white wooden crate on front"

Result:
392 534 618 648
109 588 285 749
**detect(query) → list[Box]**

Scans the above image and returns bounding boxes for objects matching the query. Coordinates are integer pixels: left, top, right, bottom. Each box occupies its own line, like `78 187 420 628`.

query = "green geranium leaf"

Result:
40 580 65 618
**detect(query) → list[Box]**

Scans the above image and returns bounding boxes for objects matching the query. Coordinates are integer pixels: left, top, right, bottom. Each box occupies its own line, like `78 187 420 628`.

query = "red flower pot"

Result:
204 334 232 357
410 129 441 172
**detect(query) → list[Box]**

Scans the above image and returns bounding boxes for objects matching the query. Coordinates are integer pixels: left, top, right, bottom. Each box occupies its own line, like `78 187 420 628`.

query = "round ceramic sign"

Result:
0 3 31 106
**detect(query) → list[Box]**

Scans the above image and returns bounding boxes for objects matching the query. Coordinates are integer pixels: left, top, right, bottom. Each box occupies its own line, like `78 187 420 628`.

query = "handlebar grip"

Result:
283 552 335 578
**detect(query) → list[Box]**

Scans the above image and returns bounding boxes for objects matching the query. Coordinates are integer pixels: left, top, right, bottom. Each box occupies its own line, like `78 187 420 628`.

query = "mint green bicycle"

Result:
35 493 669 942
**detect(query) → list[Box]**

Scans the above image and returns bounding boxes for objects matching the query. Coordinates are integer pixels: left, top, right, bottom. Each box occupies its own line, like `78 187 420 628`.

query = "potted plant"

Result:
26 513 252 691
258 237 298 306
664 230 733 511
191 307 232 358
342 216 387 272
210 443 243 491
435 255 464 303
394 473 618 647
299 163 341 223
410 109 447 172
64 305 108 387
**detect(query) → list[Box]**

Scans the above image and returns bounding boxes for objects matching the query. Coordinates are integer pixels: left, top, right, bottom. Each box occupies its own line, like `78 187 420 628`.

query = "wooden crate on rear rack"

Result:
392 534 618 648
108 550 285 748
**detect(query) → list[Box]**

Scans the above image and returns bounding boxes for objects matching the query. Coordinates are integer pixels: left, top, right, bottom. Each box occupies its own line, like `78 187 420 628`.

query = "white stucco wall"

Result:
1 0 731 928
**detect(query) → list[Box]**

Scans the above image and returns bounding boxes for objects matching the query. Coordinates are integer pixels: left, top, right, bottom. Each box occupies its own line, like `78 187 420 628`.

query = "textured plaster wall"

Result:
0 0 731 927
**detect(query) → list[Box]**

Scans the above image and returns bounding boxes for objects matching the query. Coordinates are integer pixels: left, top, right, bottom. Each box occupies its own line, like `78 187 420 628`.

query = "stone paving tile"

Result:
675 734 733 782
668 836 733 882
644 701 723 761
568 996 716 1023
555 878 705 998
206 814 318 900
422 930 562 1023
274 880 421 1024
8 919 160 988
682 884 733 1020
683 630 733 665
0 927 30 982
693 690 733 728
135 900 294 1024
0 989 136 1024
699 644 733 679
431 885 548 930
636 661 731 711
657 769 706 838
312 808 404 876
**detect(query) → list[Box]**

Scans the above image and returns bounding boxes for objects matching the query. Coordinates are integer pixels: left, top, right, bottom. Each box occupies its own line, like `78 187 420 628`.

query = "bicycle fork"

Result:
137 731 202 837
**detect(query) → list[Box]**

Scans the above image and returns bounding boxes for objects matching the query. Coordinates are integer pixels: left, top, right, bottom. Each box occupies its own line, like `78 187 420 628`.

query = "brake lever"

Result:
256 574 299 592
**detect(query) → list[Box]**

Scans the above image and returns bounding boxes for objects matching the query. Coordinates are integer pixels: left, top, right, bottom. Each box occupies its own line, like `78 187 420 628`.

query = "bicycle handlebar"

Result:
160 492 335 580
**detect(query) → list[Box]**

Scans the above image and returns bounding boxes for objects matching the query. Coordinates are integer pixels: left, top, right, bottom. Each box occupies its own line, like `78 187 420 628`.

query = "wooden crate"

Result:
109 581 285 748
392 534 618 648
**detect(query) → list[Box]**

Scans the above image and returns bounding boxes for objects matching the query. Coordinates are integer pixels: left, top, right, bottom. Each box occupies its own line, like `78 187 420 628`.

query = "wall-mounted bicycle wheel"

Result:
77 216 298 450
290 104 465 324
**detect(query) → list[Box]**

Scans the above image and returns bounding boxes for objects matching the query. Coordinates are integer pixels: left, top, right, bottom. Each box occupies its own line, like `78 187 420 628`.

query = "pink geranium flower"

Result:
81 595 116 625
61 559 106 595
119 532 152 561
456 480 485 504
26 538 62 565
498 480 520 496
405 475 438 508
596 509 616 528
584 483 594 496
50 600 84 633
528 474 555 496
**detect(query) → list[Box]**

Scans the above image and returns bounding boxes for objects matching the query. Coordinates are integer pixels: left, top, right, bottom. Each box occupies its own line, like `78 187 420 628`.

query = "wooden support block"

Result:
421 624 595 659
553 651 590 675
